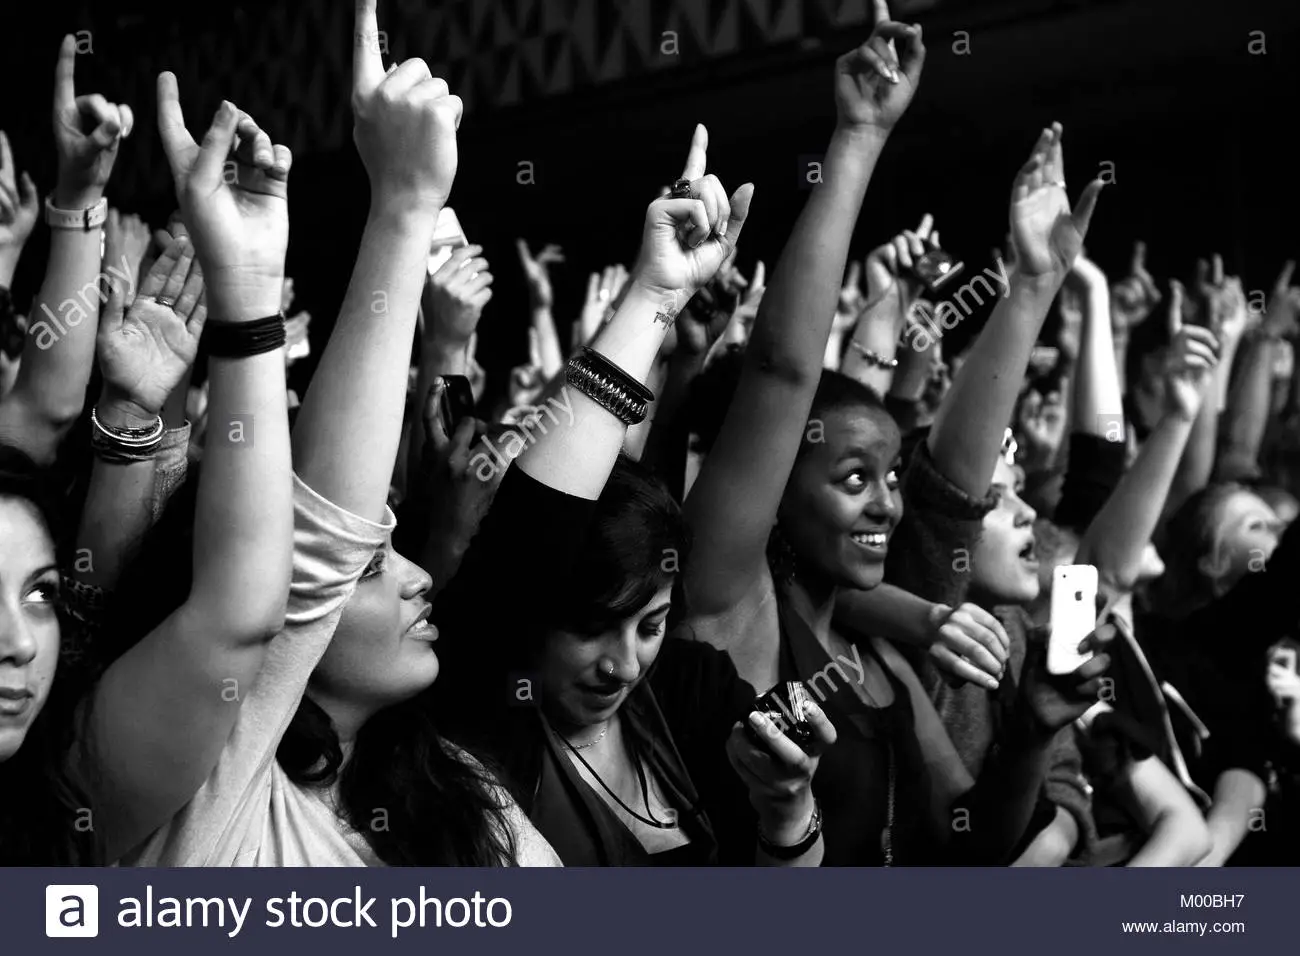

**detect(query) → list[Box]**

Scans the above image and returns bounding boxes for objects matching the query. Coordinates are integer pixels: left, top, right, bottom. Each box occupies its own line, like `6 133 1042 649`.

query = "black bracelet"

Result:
757 800 822 860
565 356 650 426
580 347 655 404
204 313 287 358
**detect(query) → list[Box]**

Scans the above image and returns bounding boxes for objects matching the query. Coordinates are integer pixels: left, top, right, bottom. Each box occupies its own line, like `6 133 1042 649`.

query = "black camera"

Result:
746 680 816 756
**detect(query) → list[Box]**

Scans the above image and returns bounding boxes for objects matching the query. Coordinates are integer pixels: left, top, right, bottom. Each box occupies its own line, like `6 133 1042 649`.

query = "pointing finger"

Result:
54 35 77 115
353 0 385 96
681 123 708 181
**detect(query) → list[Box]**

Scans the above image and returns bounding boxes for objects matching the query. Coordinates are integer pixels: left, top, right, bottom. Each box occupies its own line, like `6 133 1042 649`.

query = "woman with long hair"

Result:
112 2 555 866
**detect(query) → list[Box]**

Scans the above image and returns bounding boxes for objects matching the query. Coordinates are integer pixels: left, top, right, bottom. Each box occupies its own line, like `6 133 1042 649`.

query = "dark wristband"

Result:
204 313 287 358
757 800 822 860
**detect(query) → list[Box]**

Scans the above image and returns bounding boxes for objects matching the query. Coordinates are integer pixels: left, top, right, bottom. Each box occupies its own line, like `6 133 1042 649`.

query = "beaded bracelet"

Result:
90 406 165 462
848 339 899 369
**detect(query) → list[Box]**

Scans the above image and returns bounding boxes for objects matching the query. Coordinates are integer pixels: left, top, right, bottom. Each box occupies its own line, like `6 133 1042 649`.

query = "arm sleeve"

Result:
885 440 997 608
1054 432 1127 533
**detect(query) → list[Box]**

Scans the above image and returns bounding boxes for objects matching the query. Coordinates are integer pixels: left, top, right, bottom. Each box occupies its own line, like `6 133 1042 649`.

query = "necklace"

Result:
555 725 678 830
563 725 608 751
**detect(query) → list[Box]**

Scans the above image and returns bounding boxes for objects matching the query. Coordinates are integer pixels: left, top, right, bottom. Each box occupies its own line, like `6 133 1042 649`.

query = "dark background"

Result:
3 0 1298 405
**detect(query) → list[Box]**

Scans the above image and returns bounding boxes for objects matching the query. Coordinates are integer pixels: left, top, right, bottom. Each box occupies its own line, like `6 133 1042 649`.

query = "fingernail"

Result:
747 711 765 729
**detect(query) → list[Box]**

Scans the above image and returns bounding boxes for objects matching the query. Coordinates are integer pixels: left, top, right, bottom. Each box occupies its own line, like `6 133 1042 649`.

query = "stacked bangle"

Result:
205 313 287 358
90 406 165 463
565 347 655 426
848 339 899 369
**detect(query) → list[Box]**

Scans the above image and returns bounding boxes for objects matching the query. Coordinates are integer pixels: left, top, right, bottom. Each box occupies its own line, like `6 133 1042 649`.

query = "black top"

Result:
1136 518 1300 792
775 598 933 865
427 464 760 865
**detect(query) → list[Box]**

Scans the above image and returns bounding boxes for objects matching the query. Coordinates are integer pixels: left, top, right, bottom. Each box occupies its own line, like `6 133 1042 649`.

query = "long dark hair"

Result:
108 469 518 866
0 445 93 864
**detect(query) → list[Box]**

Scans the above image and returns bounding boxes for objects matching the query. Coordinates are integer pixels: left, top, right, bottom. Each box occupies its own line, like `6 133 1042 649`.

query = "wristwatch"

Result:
757 799 823 860
44 196 108 232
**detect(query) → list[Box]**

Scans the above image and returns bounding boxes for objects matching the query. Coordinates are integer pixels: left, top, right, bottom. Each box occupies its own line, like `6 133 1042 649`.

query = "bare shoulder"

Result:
685 568 780 690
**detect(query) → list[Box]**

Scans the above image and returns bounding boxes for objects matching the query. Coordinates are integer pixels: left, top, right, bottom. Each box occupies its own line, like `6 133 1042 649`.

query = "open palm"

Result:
98 235 206 415
1009 124 1102 281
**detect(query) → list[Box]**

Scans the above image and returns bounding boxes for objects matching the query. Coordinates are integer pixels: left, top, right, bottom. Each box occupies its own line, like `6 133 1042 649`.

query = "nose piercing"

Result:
599 660 616 680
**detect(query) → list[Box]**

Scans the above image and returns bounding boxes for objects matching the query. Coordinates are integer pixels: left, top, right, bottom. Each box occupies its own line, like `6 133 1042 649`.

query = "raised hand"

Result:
1261 260 1300 339
97 234 207 423
574 264 629 349
352 0 461 218
632 124 754 299
157 73 290 322
834 0 925 133
1017 386 1066 467
0 131 40 274
1162 281 1220 422
52 36 133 208
1009 124 1103 282
102 209 152 306
1193 254 1247 342
424 244 492 345
517 239 564 310
865 213 937 331
1111 241 1162 331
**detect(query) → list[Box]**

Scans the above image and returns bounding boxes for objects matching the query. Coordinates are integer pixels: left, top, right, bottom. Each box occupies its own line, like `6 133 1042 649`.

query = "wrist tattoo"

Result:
654 309 679 329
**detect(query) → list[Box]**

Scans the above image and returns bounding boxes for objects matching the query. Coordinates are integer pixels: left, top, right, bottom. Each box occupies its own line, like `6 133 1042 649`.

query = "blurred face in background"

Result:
1200 489 1280 596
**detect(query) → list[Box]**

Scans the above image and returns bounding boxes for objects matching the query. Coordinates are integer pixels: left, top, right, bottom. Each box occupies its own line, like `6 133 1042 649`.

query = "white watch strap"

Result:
44 196 108 231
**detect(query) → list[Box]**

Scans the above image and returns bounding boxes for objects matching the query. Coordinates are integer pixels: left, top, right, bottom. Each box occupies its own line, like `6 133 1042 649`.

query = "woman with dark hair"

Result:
428 123 836 867
682 2 1116 865
0 446 94 864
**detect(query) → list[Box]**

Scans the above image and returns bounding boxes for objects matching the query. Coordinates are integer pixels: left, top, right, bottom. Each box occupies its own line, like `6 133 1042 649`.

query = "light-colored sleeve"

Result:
124 474 394 864
151 420 193 521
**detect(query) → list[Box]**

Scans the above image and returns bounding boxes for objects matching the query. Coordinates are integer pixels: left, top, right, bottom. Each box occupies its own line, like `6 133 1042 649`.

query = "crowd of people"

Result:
2 0 1297 867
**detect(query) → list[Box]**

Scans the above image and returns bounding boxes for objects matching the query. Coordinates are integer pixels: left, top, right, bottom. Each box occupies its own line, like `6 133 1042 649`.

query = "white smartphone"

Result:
427 207 468 274
1048 564 1098 675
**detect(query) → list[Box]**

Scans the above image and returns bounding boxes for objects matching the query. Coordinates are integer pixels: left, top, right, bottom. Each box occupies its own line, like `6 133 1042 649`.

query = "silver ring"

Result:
1045 180 1066 189
598 289 610 302
154 295 177 309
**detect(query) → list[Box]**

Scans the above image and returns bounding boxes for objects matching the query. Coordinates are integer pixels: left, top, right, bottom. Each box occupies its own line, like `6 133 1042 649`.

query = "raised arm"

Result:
1216 264 1297 480
927 124 1103 497
87 78 293 860
74 237 207 589
1077 296 1219 593
840 216 936 397
292 0 462 522
0 38 132 464
515 125 752 497
1109 241 1163 394
517 239 565 378
684 3 926 614
406 244 491 495
0 130 40 291
1065 254 1122 440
